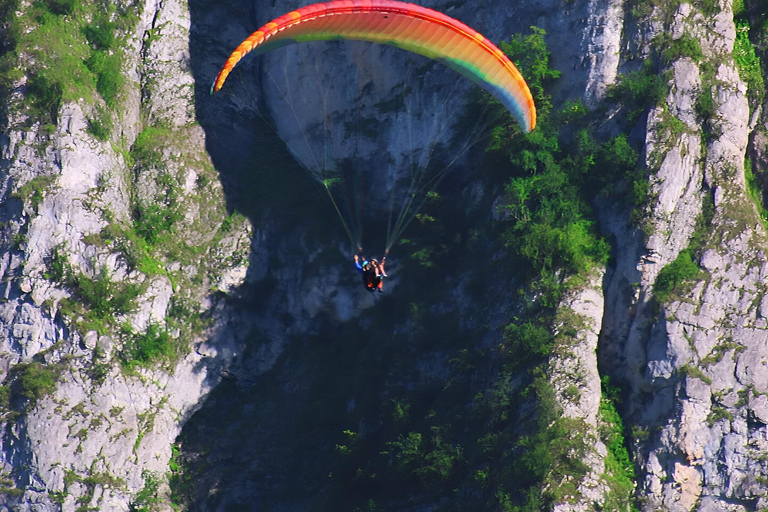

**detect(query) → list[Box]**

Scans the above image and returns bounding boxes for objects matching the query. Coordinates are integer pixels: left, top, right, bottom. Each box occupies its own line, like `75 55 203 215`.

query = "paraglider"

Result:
211 0 536 132
354 252 387 293
211 0 537 291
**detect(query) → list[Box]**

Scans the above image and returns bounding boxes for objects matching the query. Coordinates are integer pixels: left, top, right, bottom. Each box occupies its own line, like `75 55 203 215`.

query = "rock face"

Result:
1 0 767 510
549 272 610 511
598 1 768 511
0 0 251 509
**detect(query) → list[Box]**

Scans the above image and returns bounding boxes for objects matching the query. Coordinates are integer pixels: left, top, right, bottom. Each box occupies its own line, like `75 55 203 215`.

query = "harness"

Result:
362 267 380 291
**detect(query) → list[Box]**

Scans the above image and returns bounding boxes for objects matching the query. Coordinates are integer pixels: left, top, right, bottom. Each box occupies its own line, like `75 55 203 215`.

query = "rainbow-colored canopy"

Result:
211 0 536 132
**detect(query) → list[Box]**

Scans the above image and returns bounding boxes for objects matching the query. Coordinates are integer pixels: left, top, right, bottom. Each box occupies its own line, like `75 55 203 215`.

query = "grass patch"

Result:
129 471 162 512
0 361 66 419
12 174 57 210
707 405 732 426
0 0 136 127
84 48 123 107
86 104 112 140
119 324 177 369
678 364 712 385
653 249 700 304
45 248 143 334
733 20 765 111
655 32 704 64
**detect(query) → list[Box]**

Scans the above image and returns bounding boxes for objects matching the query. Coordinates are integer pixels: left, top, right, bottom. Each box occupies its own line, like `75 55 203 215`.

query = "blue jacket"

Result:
355 259 368 273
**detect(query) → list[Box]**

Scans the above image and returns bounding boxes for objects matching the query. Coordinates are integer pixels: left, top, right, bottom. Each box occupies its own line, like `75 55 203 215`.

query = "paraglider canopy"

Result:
211 0 536 133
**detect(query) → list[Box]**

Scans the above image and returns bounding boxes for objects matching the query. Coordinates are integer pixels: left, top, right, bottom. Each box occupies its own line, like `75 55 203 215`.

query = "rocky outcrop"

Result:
549 272 611 511
598 0 768 511
0 0 250 509
2 0 768 510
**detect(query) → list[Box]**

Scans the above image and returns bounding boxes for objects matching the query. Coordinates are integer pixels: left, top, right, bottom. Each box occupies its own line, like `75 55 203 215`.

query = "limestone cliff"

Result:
0 0 250 509
0 0 766 510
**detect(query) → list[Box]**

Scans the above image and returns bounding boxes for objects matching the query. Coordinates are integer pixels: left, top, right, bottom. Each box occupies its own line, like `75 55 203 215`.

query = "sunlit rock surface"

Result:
0 0 767 509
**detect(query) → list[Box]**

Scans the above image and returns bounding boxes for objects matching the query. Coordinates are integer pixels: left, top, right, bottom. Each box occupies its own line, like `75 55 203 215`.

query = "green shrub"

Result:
0 386 9 412
733 20 765 111
129 471 162 512
133 203 181 245
693 0 720 15
51 259 142 334
503 320 553 358
120 324 176 368
16 362 62 404
87 105 112 140
678 364 712 385
39 0 79 16
745 159 768 221
26 74 62 122
72 271 140 317
12 174 57 210
44 246 68 281
85 50 123 107
497 27 561 120
695 84 715 121
501 173 610 277
599 377 636 508
386 428 462 484
169 443 194 508
658 33 704 64
653 249 699 303
601 134 638 171
608 61 668 123
707 405 732 425
131 126 170 170
488 27 611 285
82 17 115 49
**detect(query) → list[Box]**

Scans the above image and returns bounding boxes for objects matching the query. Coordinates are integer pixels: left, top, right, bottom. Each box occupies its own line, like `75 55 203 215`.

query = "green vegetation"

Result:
134 202 182 246
694 84 715 124
628 0 719 20
652 192 714 307
169 443 194 508
733 19 765 112
129 471 163 512
45 247 143 334
655 33 704 64
59 268 142 334
132 126 172 171
119 324 178 369
62 468 125 512
126 126 184 252
0 360 65 422
86 104 113 140
653 249 700 304
15 361 63 405
745 158 768 222
678 364 713 385
0 476 24 498
600 377 636 509
0 0 138 129
700 341 745 366
607 60 667 124
491 28 611 302
85 49 123 108
12 174 57 211
707 405 733 426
